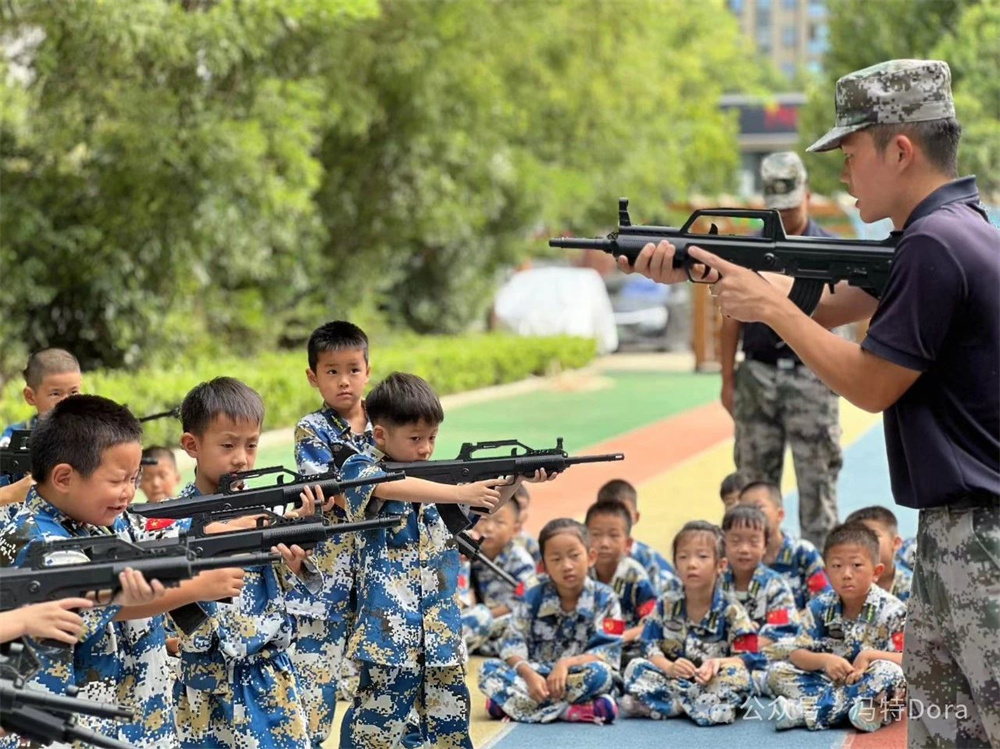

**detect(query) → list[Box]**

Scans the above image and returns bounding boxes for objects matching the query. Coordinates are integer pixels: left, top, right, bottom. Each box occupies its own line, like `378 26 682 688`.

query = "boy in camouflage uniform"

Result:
479 518 622 724
171 378 319 749
765 523 907 733
466 498 538 655
740 482 831 611
337 373 546 748
0 349 82 524
622 521 757 725
288 321 374 746
0 395 176 749
846 506 913 603
597 478 680 593
719 505 801 694
584 500 657 668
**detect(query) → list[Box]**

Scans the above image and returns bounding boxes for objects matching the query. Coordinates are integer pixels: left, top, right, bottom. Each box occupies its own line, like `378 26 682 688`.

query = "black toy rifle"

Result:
0 536 279 611
550 198 897 313
128 466 405 535
358 439 624 535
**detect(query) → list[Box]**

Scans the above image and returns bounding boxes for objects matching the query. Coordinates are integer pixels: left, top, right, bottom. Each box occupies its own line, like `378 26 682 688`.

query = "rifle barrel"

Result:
548 237 615 251
189 551 280 570
0 681 135 720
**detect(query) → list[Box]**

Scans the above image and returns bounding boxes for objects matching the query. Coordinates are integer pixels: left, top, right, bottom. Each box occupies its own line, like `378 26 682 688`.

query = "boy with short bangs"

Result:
511 483 541 565
584 500 657 667
622 521 757 725
467 496 538 655
739 481 831 610
139 445 181 504
172 377 319 749
720 505 800 694
479 518 623 724
337 372 553 747
765 523 907 733
845 506 912 603
0 395 176 748
719 472 744 511
0 348 83 519
289 320 374 745
597 478 680 593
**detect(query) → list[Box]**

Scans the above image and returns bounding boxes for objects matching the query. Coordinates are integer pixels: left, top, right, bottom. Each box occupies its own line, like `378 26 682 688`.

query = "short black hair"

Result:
739 480 783 509
181 377 265 437
824 522 880 565
31 395 141 483
720 471 745 500
142 445 177 469
365 372 443 428
844 505 899 536
585 500 633 535
307 320 369 371
721 504 770 546
597 478 637 508
870 118 961 178
497 497 521 521
23 348 80 389
539 518 589 559
672 520 724 562
512 484 531 508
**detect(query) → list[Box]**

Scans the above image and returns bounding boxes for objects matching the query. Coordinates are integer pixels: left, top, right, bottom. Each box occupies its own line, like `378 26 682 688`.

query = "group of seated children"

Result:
472 474 915 735
0 333 918 748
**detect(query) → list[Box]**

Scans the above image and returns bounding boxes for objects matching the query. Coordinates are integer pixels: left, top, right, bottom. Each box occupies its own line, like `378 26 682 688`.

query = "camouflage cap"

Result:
807 59 955 153
761 151 807 210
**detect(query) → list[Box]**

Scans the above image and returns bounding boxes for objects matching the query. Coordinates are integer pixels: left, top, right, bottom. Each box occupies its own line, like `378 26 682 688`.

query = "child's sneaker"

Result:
618 694 653 718
564 696 618 725
708 703 736 724
772 696 806 730
485 698 507 720
848 700 882 733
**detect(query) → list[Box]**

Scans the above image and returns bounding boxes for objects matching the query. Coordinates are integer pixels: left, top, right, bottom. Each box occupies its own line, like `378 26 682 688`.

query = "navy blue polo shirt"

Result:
742 218 837 362
862 177 1000 509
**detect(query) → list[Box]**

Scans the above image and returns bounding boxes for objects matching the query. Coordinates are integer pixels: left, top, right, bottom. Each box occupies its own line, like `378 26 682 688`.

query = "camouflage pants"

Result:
624 658 751 725
734 360 842 549
767 659 905 730
289 615 349 748
478 659 614 723
461 603 493 652
903 505 1000 749
340 661 472 749
174 650 310 749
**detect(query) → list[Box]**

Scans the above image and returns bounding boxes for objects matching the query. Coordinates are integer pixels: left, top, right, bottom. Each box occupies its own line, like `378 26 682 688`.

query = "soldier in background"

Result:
720 152 843 550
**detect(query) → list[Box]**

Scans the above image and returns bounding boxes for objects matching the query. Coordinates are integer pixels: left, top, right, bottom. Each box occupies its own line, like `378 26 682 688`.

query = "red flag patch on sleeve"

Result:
458 574 468 589
733 634 759 653
602 618 625 636
638 599 657 618
766 608 791 626
807 571 830 593
515 581 526 599
144 518 176 532
891 631 905 652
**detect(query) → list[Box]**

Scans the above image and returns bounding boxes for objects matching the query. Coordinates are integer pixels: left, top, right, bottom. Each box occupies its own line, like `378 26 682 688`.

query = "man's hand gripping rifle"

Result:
550 198 897 314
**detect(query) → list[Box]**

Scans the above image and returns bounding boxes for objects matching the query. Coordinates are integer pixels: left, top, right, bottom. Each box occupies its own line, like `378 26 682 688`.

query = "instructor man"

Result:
623 60 999 748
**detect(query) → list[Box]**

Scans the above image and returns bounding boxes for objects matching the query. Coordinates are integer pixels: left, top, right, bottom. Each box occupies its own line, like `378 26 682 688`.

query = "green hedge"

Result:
0 335 596 447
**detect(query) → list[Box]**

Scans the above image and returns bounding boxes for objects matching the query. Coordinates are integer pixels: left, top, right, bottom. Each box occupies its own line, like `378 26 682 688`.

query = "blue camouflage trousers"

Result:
339 661 473 749
767 659 906 730
174 650 309 749
289 614 350 748
478 659 615 723
461 604 493 652
624 658 751 725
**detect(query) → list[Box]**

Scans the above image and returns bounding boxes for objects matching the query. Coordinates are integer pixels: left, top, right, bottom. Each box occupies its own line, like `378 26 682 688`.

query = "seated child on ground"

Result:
139 445 181 504
739 481 831 611
478 518 623 725
764 522 907 733
597 478 680 593
584 500 657 668
511 484 541 565
622 521 757 725
719 505 801 694
465 498 538 655
845 506 912 603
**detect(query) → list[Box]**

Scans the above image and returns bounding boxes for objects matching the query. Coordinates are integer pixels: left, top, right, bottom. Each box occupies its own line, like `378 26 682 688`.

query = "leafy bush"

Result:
0 335 596 447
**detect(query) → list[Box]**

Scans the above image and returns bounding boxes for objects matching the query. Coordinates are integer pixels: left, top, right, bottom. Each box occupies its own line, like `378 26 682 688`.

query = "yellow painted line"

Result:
631 400 882 557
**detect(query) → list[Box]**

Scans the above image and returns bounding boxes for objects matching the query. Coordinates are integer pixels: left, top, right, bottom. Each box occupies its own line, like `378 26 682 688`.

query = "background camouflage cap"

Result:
807 59 954 153
760 151 808 209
